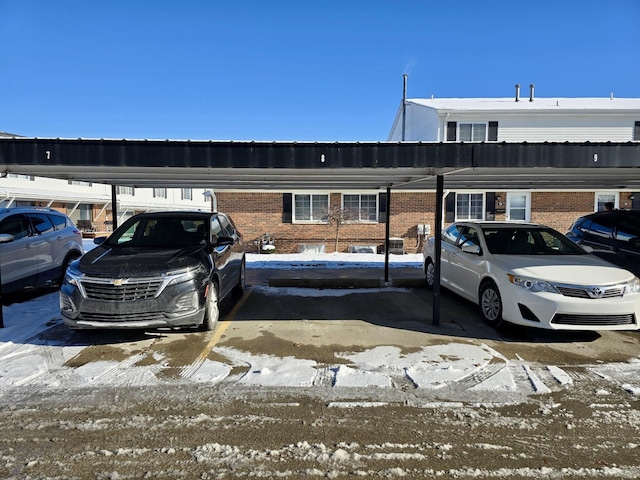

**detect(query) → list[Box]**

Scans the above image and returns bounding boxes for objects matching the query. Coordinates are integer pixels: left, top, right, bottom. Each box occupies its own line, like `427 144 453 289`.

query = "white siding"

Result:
397 97 640 143
496 116 635 142
0 175 208 212
388 103 439 141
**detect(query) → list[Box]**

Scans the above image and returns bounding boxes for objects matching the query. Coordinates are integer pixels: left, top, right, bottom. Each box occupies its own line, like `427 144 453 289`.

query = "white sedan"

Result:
423 222 640 330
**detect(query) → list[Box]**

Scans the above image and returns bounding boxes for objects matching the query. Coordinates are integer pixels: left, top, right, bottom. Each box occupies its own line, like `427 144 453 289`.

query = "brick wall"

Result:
64 191 605 253
530 192 594 232
215 191 600 254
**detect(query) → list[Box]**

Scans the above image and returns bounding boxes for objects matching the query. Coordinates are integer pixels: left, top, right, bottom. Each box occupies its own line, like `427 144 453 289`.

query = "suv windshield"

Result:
105 217 208 248
483 227 587 255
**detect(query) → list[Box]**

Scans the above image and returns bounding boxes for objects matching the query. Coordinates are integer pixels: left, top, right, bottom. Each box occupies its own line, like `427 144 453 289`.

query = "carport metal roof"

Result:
1 138 640 191
1 137 640 327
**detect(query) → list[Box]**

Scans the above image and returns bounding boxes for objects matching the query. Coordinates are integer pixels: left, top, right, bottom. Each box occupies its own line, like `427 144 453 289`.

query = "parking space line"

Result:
196 289 252 361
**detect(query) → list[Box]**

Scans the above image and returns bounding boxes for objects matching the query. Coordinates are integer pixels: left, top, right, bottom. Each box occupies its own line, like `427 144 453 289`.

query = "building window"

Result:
153 188 167 199
7 173 33 180
117 186 134 195
459 123 487 142
293 193 328 222
181 188 192 201
343 194 378 222
68 180 92 186
456 193 484 220
595 192 617 211
634 121 640 141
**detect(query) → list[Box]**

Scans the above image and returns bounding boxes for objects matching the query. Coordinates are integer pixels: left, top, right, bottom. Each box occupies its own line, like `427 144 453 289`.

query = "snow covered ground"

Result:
2 248 640 478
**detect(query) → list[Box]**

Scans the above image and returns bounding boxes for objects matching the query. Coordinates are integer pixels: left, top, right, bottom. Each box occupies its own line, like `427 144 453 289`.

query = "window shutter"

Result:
445 192 455 223
488 122 498 142
282 193 292 223
485 192 496 220
378 193 387 223
634 121 640 141
446 122 457 141
633 192 640 209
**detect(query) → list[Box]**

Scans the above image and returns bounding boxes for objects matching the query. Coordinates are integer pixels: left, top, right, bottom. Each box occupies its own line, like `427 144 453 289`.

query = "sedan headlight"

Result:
625 277 640 294
507 274 560 294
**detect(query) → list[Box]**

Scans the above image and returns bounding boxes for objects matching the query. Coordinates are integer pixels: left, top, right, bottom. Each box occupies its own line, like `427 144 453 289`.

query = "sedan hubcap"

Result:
482 289 500 320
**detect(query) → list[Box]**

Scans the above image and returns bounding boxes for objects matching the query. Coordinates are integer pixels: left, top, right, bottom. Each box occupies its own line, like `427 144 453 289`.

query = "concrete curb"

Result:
268 276 426 289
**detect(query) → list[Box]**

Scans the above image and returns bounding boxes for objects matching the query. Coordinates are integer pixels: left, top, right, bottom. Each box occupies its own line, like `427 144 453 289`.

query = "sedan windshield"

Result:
105 218 208 248
482 227 587 255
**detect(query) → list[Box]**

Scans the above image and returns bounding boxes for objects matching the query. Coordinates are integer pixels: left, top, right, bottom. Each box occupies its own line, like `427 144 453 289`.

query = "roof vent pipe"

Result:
515 83 520 102
402 74 408 141
529 83 535 102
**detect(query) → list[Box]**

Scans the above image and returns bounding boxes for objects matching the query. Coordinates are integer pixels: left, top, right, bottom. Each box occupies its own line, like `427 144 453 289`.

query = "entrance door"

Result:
505 192 531 222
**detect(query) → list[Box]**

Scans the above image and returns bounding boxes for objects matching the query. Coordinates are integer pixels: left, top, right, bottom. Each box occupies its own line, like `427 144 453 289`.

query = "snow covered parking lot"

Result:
2 253 640 478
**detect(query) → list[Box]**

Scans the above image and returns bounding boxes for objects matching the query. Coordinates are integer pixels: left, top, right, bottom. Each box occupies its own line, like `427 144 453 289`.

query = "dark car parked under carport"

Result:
60 211 245 331
566 209 640 277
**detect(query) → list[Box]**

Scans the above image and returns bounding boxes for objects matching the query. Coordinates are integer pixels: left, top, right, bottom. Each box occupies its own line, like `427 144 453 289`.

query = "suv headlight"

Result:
166 264 206 286
64 265 84 287
507 274 559 294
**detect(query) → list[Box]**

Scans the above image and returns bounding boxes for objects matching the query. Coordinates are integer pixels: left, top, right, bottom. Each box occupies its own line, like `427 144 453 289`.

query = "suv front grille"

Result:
82 279 163 301
79 311 165 322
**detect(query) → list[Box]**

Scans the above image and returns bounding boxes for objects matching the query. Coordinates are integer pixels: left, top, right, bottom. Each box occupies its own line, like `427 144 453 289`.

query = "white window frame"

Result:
117 186 134 196
342 193 378 223
455 192 485 221
69 180 92 187
7 173 33 180
181 188 192 201
293 192 329 223
505 192 531 222
595 191 618 211
459 123 487 142
153 188 167 199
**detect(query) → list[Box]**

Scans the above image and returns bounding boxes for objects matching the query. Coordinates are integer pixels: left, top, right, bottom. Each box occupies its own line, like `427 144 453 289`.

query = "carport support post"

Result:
0 263 3 328
432 175 444 326
384 187 391 283
111 185 119 230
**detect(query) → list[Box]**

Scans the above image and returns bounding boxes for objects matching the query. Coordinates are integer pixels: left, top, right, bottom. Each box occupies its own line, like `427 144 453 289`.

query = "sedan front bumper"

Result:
500 283 640 330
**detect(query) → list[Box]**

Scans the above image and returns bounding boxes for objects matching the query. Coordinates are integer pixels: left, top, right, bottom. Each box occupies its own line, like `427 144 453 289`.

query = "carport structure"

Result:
1 137 640 325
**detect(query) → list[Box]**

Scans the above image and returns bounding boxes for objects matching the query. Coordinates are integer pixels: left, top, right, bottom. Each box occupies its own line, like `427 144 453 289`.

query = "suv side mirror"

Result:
0 233 14 244
215 236 234 247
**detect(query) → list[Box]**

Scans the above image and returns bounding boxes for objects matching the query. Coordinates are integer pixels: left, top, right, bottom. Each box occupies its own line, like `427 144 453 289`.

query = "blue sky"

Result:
1 1 638 141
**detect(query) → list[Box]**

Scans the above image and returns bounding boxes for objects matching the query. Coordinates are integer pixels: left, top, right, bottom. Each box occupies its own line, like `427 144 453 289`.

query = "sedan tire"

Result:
479 281 503 327
425 258 435 289
201 282 220 331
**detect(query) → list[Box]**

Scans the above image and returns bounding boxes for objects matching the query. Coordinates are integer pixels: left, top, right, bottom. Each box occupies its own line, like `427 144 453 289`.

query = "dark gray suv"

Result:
60 211 245 331
566 210 640 276
0 207 83 295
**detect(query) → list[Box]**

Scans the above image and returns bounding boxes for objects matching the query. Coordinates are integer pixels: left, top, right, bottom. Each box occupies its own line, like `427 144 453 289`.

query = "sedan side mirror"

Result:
461 244 482 255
